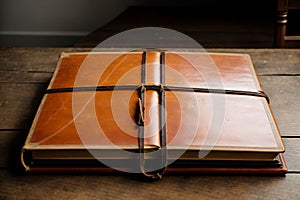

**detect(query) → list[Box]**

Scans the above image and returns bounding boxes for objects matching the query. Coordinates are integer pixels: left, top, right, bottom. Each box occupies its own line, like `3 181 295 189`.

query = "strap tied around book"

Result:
137 52 167 180
46 85 270 104
44 50 270 179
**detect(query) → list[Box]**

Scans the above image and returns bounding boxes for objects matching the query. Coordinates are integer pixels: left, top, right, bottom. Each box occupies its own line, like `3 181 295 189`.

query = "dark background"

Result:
0 0 287 48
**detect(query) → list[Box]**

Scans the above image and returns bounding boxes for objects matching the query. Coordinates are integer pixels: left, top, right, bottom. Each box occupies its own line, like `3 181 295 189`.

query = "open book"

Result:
21 50 287 179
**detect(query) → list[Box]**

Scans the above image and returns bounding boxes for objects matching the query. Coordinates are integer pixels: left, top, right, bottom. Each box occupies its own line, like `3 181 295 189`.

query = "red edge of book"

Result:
29 154 288 175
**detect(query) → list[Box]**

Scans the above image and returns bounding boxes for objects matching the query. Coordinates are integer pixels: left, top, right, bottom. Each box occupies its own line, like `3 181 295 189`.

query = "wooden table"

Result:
0 48 299 199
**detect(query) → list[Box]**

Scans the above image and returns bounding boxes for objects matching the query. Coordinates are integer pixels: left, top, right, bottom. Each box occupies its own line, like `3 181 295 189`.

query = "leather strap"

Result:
158 52 167 177
138 51 166 180
47 85 270 104
46 85 139 93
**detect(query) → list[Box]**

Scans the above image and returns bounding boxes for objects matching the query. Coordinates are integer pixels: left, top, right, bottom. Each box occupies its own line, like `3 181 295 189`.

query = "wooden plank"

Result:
0 131 27 169
0 47 96 83
283 138 300 172
0 170 299 200
0 131 14 168
0 48 87 72
0 70 52 83
0 48 60 72
259 76 300 136
0 48 89 77
0 83 47 129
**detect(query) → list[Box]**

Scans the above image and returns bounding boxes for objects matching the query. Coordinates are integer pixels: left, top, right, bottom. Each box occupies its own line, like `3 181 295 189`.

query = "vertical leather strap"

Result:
160 52 166 85
138 51 167 180
141 51 146 84
138 51 161 179
138 51 147 177
158 51 167 176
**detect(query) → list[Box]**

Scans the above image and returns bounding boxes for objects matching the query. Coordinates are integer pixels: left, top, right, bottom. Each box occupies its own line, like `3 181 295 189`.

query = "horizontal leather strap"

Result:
46 85 139 93
46 85 270 103
163 86 270 104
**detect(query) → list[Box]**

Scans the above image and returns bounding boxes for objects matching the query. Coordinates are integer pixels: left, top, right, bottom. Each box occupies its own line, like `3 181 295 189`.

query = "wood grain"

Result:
259 76 300 136
0 47 87 73
0 170 299 200
0 83 47 130
283 138 300 172
0 131 27 169
0 47 87 84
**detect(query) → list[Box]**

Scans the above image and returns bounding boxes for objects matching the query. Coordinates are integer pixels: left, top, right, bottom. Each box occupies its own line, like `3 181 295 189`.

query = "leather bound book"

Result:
21 50 287 179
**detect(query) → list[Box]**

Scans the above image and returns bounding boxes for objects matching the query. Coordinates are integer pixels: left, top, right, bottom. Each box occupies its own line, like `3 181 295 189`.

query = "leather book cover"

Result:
21 50 287 177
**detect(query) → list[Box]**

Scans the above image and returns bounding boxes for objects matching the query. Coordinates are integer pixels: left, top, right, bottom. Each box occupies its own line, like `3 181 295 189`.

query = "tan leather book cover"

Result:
21 50 287 176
